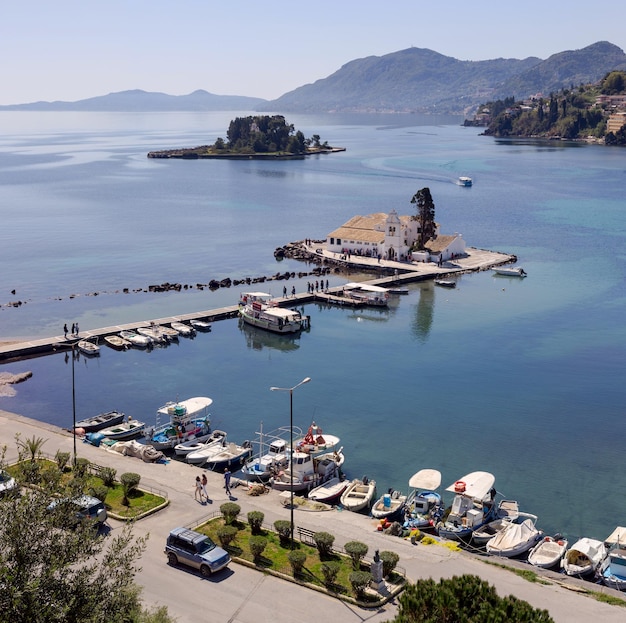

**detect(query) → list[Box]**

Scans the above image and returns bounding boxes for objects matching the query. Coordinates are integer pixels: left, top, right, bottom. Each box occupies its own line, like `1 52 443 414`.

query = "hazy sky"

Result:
1 1 624 105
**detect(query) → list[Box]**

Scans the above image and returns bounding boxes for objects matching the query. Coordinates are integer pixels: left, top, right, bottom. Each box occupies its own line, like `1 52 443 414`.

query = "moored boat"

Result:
99 418 146 440
137 324 169 344
340 476 377 513
119 330 152 348
185 430 228 464
599 526 626 590
403 469 443 530
170 321 195 337
308 476 348 504
271 447 344 493
240 426 292 482
206 440 253 471
528 535 569 569
293 422 340 456
174 429 226 457
239 292 309 334
561 537 605 578
144 397 213 451
75 409 125 433
434 279 456 288
342 283 389 307
485 516 543 558
77 337 100 356
190 318 212 332
371 489 407 521
104 334 132 350
492 266 527 277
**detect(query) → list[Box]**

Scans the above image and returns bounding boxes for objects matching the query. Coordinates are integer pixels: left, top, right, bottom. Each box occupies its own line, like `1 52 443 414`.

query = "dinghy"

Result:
340 476 376 513
528 535 569 569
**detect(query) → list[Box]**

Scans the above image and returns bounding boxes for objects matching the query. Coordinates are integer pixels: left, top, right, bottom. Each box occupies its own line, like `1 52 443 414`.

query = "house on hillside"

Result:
325 210 466 264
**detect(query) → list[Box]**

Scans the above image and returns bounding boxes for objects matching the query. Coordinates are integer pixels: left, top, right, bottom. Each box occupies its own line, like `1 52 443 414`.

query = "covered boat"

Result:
239 292 309 334
437 471 497 542
599 526 626 590
107 439 164 463
561 537 605 578
471 500 520 547
485 516 543 558
119 330 152 348
340 476 376 513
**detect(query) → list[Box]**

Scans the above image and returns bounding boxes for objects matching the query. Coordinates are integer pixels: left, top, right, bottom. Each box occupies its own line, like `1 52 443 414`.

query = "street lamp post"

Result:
270 377 311 548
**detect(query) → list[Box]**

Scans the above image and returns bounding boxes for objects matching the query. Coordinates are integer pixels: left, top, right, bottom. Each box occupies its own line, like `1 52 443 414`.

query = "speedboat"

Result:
308 476 348 504
170 321 195 337
205 440 253 471
119 330 152 348
492 266 527 277
528 535 569 569
144 397 213 451
561 537 605 578
98 418 146 440
485 516 543 558
75 409 125 433
77 337 100 356
239 291 309 334
599 526 626 590
434 279 456 288
340 476 377 513
458 176 472 187
403 469 443 530
437 471 497 542
185 431 228 464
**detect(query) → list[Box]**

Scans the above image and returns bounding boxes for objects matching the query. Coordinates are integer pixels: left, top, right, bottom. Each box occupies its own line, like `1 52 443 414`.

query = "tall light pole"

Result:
270 377 311 548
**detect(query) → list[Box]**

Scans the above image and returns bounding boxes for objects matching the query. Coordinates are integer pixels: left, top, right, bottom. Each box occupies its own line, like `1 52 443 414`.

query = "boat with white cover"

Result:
437 471 497 542
485 516 543 557
492 266 527 277
190 318 212 332
144 396 212 451
561 537 605 577
340 476 376 513
137 324 169 344
471 500 520 547
239 292 309 334
403 469 443 530
528 535 569 569
119 330 152 348
599 526 626 590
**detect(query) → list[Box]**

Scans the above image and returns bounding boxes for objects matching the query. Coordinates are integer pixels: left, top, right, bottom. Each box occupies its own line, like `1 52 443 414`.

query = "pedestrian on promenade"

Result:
201 473 210 502
71 323 76 336
291 285 295 297
75 323 79 337
223 468 231 496
194 475 203 502
63 324 68 338
283 285 287 297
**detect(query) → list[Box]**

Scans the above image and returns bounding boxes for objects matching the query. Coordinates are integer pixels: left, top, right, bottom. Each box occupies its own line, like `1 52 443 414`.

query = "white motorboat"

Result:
485 516 543 558
99 418 146 440
371 489 407 521
492 266 527 277
240 426 292 482
293 422 340 456
308 476 348 504
174 429 226 457
185 431 228 464
77 337 100 356
160 325 179 341
528 535 569 569
471 500 520 547
206 440 253 471
119 330 152 348
599 526 626 590
340 476 377 513
104 335 131 350
190 318 212 332
403 469 443 530
170 321 195 337
75 409 125 433
437 471 497 542
137 325 169 344
239 292 309 334
561 537 606 577
144 397 213 451
342 283 389 307
271 447 344 493
434 279 456 288
458 176 472 187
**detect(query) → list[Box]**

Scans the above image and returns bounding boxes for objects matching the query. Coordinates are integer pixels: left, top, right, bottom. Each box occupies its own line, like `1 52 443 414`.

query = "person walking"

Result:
223 468 231 496
63 324 68 339
194 475 203 502
201 473 210 502
75 323 79 337
71 323 75 337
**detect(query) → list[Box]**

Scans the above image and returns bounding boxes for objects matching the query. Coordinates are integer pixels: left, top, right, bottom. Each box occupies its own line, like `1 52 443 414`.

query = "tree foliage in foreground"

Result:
0 487 173 623
389 574 554 623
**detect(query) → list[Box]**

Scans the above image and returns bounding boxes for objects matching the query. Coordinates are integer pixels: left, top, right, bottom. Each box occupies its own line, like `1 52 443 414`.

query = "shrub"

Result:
313 531 335 558
40 465 62 490
74 457 90 478
55 450 70 472
90 485 109 504
120 472 141 506
247 510 264 535
349 570 372 598
100 466 116 487
18 460 40 484
321 561 340 588
287 550 307 576
248 535 267 562
344 540 368 570
380 550 400 577
216 525 238 548
274 520 292 545
220 502 241 525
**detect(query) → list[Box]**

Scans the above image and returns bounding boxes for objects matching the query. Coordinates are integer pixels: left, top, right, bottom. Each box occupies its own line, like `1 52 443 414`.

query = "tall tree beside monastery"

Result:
411 187 436 249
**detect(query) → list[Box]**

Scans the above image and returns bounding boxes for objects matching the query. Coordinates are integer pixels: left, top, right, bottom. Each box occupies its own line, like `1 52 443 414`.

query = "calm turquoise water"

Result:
1 112 625 542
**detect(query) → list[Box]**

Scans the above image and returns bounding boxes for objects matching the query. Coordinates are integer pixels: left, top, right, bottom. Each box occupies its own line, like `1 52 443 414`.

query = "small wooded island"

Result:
147 114 345 159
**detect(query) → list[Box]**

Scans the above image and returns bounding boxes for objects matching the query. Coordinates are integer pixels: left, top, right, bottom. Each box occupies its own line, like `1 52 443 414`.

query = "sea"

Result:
0 110 625 542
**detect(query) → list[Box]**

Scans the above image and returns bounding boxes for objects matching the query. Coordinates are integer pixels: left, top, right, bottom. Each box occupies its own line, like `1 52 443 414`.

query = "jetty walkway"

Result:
0 246 513 363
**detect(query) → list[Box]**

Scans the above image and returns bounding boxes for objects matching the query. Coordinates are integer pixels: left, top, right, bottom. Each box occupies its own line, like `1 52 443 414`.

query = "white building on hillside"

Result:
326 210 465 263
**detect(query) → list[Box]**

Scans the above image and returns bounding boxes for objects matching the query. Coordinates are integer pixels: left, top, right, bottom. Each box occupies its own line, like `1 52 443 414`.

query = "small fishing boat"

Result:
434 279 456 288
119 330 152 348
271 447 344 493
293 422 340 456
205 440 253 471
485 516 543 558
174 429 226 457
371 489 407 521
308 476 348 504
185 431 228 464
137 324 169 344
528 535 569 569
75 410 125 433
170 321 195 337
492 266 527 277
342 283 389 307
99 418 146 440
403 469 443 530
340 476 377 512
240 427 291 482
599 526 626 590
561 537 605 578
77 337 100 356
190 318 212 332
387 286 409 295
104 335 131 350
160 325 179 341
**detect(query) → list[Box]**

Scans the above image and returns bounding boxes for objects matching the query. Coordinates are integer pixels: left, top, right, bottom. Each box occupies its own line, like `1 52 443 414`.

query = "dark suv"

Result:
165 527 230 577
47 494 108 528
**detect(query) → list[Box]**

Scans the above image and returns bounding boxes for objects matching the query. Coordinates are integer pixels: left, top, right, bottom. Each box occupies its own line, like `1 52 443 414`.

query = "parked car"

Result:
0 469 17 495
165 527 230 577
47 494 108 528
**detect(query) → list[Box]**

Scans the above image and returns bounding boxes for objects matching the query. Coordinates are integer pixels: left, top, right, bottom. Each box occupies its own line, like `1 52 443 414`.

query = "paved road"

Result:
1 409 625 623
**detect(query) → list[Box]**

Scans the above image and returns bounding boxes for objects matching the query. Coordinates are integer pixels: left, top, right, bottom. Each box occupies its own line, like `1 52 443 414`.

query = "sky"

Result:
1 1 624 106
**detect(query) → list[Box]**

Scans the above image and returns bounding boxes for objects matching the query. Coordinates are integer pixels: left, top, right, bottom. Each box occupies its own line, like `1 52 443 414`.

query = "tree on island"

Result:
410 187 436 249
223 115 310 154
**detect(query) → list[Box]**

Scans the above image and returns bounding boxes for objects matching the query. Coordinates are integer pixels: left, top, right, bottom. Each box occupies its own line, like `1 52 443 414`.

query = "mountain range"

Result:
3 41 625 115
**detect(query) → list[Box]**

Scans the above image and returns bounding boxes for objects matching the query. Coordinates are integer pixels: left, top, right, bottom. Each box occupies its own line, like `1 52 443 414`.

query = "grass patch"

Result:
198 518 393 602
483 560 551 585
587 591 626 607
103 483 166 518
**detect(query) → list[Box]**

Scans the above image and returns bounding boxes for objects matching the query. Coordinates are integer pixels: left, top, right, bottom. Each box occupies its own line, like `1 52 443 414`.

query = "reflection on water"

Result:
411 284 434 342
238 319 301 352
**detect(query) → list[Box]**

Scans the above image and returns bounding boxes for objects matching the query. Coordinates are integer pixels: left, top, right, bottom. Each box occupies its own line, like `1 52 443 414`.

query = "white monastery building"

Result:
326 210 466 264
